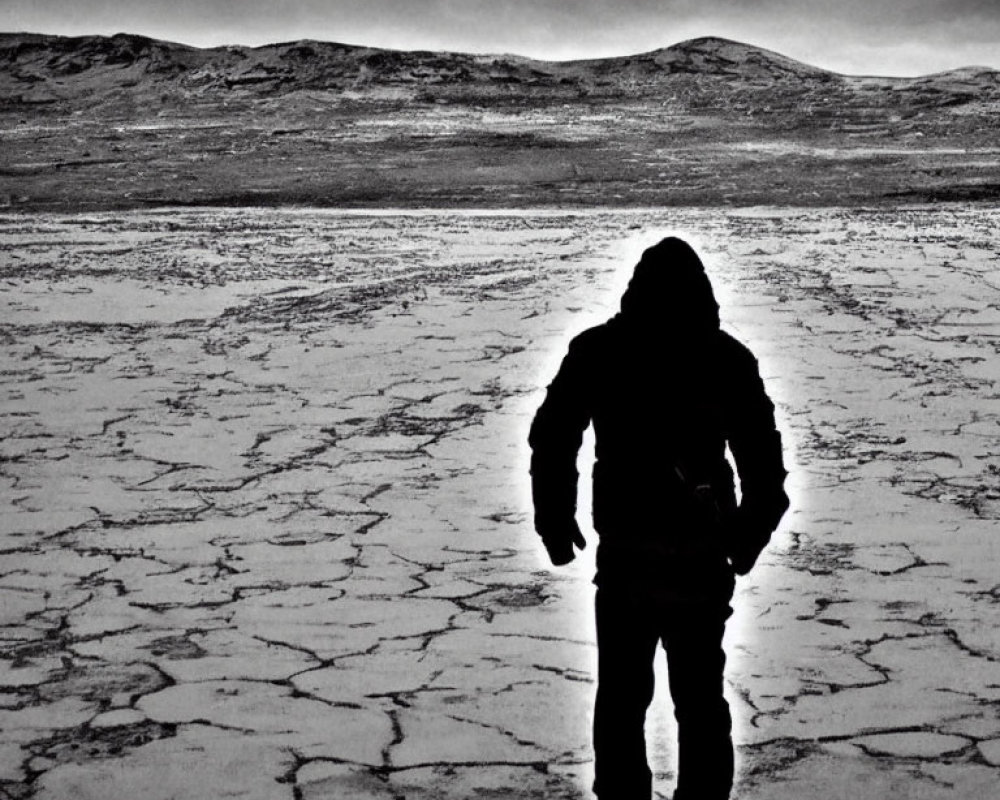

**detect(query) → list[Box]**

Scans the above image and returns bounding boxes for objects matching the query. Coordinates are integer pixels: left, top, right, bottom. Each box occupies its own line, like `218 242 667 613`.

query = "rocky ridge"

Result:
1 33 998 208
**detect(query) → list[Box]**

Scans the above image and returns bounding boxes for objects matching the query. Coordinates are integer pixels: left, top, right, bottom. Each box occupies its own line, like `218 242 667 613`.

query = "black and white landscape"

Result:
2 33 999 208
1 33 999 800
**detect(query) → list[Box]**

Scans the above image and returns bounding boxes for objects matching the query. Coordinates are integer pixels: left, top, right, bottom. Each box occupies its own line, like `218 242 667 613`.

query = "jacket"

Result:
528 238 789 586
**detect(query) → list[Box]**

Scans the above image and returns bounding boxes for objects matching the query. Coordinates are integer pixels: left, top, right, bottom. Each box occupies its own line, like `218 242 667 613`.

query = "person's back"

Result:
528 236 789 800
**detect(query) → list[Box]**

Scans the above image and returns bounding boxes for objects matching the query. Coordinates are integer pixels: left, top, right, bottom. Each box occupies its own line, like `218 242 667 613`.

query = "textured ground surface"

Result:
1 207 998 799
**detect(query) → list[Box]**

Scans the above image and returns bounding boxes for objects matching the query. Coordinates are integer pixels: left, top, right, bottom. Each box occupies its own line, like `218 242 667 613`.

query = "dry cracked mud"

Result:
1 206 998 799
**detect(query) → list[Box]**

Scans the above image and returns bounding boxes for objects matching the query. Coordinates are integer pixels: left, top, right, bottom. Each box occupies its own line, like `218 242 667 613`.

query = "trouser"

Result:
592 585 734 800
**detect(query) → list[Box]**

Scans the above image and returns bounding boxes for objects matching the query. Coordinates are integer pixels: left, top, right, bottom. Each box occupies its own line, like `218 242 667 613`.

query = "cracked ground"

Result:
1 207 998 799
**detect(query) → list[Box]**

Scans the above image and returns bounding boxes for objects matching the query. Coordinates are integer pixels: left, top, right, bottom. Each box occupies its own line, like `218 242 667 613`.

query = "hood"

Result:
617 236 721 333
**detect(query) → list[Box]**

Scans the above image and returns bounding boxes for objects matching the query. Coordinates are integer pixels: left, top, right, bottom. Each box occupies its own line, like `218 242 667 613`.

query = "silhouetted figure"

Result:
528 237 789 800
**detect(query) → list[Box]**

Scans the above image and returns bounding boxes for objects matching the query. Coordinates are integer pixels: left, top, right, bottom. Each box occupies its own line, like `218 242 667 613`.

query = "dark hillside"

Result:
1 33 997 208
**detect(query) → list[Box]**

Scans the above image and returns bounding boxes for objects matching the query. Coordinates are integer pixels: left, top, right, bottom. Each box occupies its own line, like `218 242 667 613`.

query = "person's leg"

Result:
662 600 734 800
593 586 660 800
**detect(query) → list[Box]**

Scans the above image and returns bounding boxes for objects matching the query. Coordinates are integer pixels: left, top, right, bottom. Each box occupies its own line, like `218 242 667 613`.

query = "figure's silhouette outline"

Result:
528 237 789 800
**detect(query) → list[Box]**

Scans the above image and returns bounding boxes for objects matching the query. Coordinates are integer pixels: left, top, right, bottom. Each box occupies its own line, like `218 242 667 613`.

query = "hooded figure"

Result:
528 237 789 800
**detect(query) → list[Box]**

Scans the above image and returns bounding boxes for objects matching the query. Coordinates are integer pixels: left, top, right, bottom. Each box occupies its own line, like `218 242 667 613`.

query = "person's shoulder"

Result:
715 330 759 368
568 321 614 353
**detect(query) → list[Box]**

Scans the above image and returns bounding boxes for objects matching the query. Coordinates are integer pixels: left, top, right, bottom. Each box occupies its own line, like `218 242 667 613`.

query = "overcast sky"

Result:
2 0 998 76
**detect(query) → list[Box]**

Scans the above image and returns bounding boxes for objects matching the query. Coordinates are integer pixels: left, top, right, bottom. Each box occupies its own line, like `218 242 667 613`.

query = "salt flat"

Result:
0 207 998 799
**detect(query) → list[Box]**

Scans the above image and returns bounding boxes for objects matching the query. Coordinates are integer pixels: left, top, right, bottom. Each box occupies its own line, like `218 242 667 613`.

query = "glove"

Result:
540 519 587 566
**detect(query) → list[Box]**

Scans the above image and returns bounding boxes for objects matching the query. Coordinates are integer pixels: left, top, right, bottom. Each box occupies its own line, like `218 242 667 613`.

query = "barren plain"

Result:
1 206 998 799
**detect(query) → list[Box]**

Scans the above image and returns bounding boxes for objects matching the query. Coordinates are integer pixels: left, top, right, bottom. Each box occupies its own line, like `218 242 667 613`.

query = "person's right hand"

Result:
543 520 587 566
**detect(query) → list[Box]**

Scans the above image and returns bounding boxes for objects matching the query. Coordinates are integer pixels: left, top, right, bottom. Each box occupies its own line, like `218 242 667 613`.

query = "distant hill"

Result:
1 33 997 209
7 32 996 108
0 34 838 108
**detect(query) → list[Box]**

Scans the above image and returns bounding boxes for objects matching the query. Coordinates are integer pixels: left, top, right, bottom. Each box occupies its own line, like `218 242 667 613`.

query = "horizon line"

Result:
4 28 997 80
